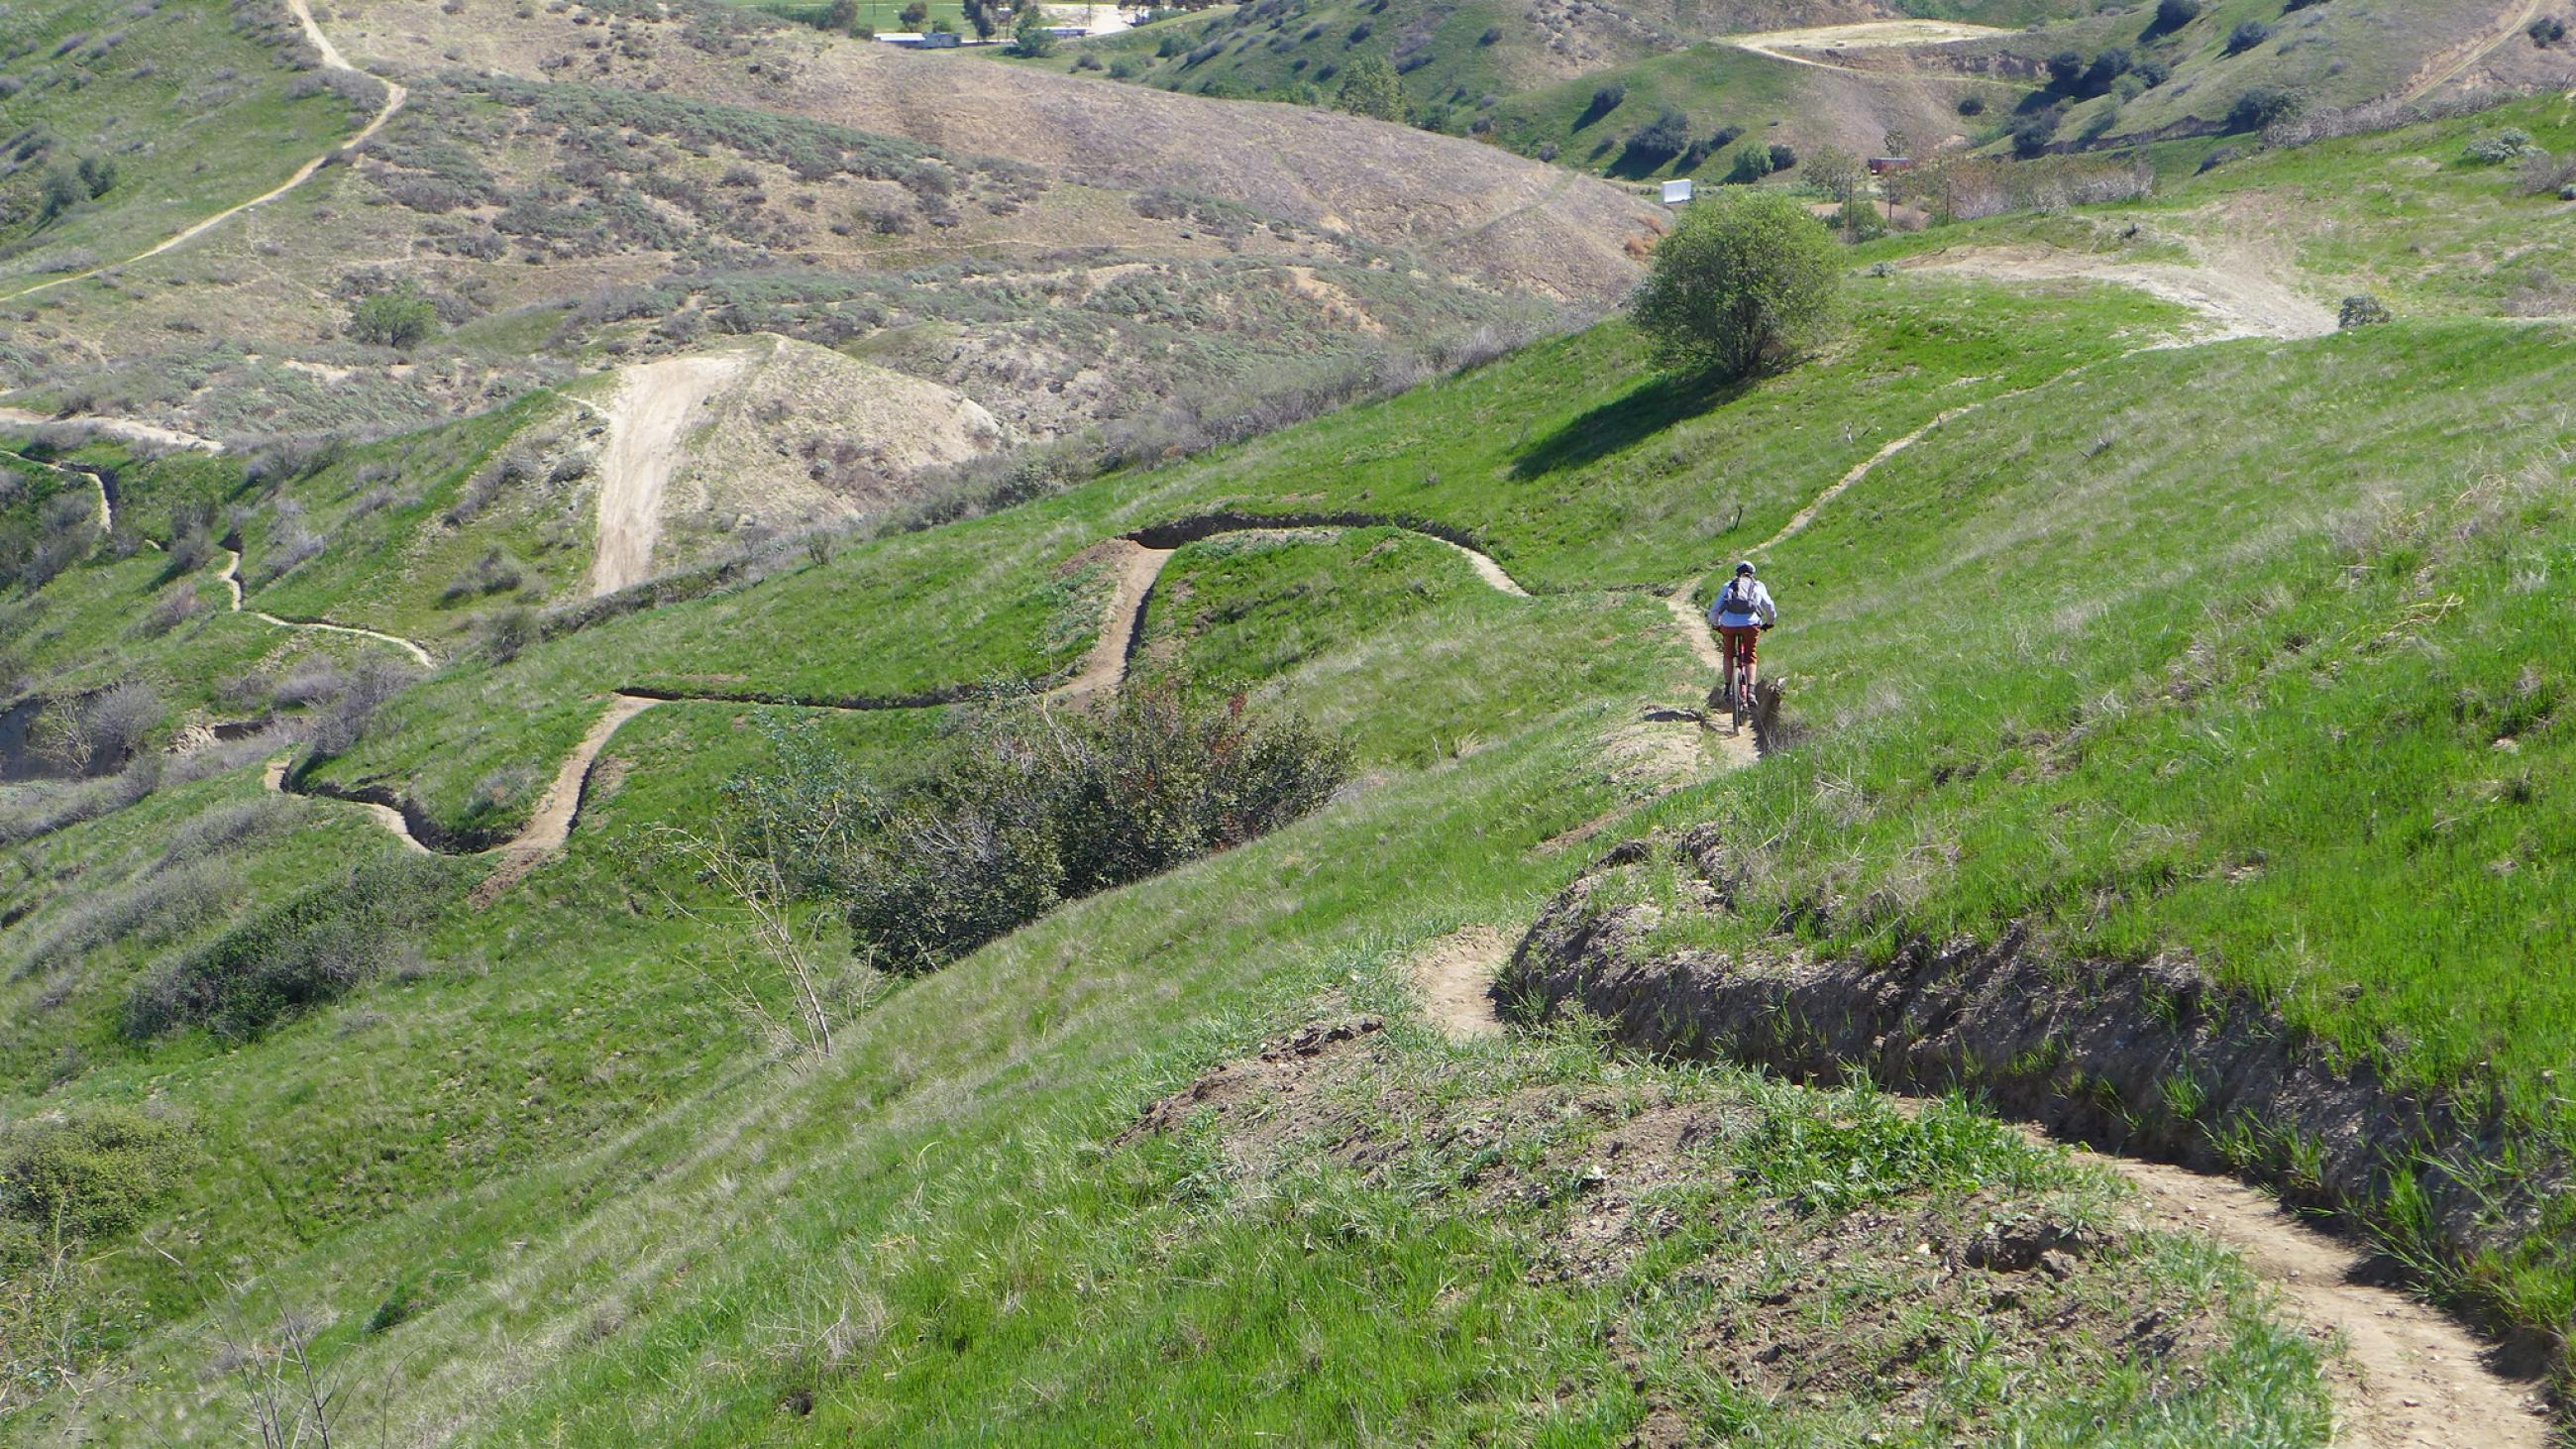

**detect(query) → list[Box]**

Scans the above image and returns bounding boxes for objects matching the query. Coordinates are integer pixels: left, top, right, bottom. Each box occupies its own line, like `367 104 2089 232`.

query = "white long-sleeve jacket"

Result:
1707 578 1776 629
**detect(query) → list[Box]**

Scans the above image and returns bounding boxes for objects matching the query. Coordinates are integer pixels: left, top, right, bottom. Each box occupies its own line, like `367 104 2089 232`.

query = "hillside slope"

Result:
6 48 2576 1449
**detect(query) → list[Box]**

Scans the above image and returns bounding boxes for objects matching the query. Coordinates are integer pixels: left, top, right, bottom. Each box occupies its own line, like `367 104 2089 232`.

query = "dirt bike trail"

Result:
268 519 1534 859
586 351 757 598
0 0 407 302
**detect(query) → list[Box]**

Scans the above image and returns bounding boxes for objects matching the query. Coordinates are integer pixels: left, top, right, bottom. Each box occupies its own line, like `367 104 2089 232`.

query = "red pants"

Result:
1717 624 1761 670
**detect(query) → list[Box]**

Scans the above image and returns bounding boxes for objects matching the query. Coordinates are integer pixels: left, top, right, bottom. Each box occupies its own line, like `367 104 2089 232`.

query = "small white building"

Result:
1661 178 1695 206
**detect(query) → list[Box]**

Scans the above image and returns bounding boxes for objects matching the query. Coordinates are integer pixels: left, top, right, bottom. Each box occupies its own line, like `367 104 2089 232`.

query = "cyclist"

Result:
1705 561 1776 714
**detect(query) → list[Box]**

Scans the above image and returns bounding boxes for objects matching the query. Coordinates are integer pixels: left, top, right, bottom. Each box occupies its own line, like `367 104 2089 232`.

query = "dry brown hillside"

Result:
321 0 1663 308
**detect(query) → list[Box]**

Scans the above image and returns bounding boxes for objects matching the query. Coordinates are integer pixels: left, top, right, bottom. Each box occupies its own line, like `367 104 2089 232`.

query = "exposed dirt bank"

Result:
1494 846 2558 1445
0 407 224 454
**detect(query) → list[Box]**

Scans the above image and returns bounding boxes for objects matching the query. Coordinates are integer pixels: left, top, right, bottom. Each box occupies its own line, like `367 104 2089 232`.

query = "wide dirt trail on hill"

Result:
586 352 755 598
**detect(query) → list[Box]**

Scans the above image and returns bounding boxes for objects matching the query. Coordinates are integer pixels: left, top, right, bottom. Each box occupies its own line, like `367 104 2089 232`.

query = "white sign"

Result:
1661 179 1695 206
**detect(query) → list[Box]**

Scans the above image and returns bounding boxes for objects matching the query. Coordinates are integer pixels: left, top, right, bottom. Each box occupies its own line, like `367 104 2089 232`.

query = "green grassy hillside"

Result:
0 0 372 292
7 56 2576 1447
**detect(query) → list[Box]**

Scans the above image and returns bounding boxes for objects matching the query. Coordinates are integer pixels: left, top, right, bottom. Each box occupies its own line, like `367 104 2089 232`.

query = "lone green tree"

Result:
1012 12 1057 55
1335 55 1407 122
349 284 439 349
1633 190 1842 381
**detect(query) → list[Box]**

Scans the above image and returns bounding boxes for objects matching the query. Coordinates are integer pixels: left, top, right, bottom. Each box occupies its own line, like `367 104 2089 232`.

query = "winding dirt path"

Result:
0 0 408 303
586 352 755 598
1412 939 2551 1447
267 517 1537 859
220 546 436 667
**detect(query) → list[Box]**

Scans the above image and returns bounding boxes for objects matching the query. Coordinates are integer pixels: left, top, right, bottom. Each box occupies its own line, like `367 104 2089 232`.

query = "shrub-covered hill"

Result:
0 0 1646 456
4 69 2574 1449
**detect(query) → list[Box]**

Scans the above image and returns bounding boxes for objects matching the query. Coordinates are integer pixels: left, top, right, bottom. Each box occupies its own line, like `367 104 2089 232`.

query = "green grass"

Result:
1487 43 2023 181
12 124 2576 1437
1852 91 2576 321
0 0 370 291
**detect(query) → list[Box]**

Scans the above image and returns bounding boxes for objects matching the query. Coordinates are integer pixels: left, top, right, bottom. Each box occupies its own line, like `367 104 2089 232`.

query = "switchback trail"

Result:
221 547 437 668
266 518 1546 858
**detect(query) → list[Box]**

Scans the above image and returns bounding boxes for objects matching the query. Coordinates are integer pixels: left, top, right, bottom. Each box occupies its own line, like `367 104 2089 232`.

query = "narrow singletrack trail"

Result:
1414 937 2551 1448
220 546 436 667
0 0 408 302
587 351 756 597
266 518 1540 859
2400 0 2546 101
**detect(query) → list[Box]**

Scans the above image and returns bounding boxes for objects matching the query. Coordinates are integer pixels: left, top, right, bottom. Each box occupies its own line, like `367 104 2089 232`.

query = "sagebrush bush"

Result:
122 854 455 1040
2337 293 2392 328
737 693 1347 972
2463 127 2540 164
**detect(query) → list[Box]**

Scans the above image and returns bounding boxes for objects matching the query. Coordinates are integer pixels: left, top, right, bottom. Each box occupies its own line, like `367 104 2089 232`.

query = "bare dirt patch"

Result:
1904 241 2336 342
1408 927 1510 1039
587 348 757 598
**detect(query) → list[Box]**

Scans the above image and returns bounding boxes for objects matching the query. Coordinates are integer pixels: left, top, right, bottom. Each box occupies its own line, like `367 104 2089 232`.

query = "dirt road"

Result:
1724 20 2009 74
585 352 755 598
0 0 407 303
2400 0 2547 101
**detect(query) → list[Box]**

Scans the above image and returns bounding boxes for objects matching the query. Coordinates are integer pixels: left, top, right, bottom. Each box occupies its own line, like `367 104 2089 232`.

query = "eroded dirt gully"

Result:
1471 855 2556 1447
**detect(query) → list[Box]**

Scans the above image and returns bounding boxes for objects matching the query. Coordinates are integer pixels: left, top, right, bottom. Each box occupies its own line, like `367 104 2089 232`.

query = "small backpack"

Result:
1719 578 1759 616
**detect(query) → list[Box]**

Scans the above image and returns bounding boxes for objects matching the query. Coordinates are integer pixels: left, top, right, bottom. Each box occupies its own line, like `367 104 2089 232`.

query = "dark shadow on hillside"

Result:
1510 372 1742 479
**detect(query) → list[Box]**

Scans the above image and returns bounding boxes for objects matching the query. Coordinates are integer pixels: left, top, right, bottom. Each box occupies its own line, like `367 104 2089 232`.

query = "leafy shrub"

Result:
0 1107 189 1244
1477 24 1502 44
1634 188 1842 381
1576 82 1625 128
2135 56 2172 86
2463 127 2541 163
743 692 1347 972
1726 141 1776 182
2045 50 2085 91
2531 14 2567 44
1622 108 1693 164
122 855 455 1040
2152 0 2200 27
2224 19 2272 53
1767 142 1796 171
2225 85 2302 133
1957 94 1986 116
2338 293 2391 327
2197 144 2239 172
1012 13 1057 56
349 285 439 348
